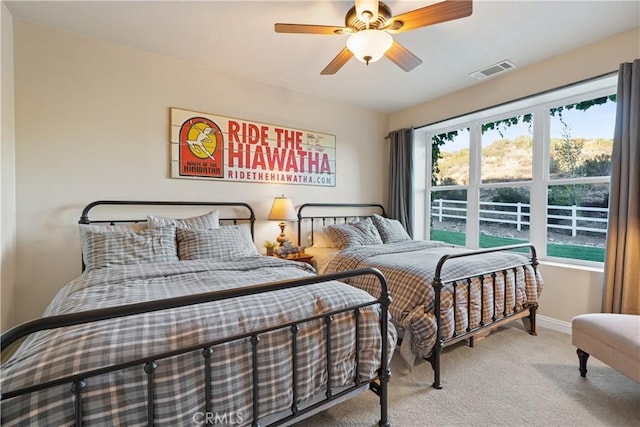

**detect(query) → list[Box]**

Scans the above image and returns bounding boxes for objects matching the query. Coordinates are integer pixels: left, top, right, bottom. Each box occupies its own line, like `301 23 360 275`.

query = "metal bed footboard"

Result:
429 243 539 389
295 203 540 391
1 268 392 427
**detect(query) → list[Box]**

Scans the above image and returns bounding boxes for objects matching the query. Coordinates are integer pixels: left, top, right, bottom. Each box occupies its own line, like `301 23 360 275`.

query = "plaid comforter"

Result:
324 241 543 359
1 257 396 426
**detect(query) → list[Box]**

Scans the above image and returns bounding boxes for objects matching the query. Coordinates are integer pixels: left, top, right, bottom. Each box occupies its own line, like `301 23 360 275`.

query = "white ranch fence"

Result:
431 199 608 237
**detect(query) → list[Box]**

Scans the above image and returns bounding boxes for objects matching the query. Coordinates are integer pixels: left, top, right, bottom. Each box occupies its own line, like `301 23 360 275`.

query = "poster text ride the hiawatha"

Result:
171 108 336 187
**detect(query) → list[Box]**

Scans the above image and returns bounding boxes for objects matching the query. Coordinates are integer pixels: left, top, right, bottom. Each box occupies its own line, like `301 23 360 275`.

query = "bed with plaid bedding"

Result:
1 256 396 426
324 241 543 361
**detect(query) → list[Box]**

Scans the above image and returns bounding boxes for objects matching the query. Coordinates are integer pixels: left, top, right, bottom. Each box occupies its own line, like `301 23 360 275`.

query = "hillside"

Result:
436 136 613 185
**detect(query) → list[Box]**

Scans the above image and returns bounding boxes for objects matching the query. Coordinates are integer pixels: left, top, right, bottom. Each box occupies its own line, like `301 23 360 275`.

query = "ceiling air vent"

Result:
470 60 517 80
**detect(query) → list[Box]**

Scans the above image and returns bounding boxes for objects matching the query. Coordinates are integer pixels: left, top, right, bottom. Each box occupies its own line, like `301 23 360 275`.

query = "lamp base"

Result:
276 221 289 246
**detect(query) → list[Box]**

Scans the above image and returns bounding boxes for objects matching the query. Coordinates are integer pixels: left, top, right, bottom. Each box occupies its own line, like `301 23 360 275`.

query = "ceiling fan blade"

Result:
384 41 423 72
386 0 473 33
320 48 354 75
275 23 348 35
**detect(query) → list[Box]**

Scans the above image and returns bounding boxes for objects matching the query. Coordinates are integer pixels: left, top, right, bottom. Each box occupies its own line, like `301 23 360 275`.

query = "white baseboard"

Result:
537 315 571 335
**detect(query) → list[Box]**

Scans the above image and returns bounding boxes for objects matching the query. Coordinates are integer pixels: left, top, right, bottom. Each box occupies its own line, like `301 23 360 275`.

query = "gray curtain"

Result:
602 59 640 315
388 128 413 237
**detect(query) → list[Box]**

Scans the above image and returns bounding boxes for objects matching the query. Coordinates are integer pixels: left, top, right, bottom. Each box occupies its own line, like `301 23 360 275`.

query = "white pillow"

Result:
309 226 338 248
147 210 219 230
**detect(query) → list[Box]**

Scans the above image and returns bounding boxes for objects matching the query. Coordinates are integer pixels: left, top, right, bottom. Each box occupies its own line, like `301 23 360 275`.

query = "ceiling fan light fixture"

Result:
346 29 393 65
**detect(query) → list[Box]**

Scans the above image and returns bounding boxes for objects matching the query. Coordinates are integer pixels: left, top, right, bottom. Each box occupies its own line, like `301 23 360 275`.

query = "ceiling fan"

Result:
275 0 473 75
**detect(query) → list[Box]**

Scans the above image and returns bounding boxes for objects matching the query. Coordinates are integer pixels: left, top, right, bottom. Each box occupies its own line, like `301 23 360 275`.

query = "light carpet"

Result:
296 324 640 427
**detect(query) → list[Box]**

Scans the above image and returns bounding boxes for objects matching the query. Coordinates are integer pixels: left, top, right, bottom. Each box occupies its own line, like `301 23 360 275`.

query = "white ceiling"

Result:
5 0 640 114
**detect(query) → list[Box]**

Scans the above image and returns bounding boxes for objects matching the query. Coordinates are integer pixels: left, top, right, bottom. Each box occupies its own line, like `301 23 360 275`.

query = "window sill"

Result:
538 257 604 273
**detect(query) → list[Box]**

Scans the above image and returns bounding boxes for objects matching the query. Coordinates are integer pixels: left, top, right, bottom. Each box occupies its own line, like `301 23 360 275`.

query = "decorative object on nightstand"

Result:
274 241 301 258
263 240 278 256
268 195 297 246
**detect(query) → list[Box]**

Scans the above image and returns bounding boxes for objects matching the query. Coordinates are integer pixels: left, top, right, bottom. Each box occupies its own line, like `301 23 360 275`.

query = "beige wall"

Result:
537 263 604 324
389 28 640 130
389 28 640 325
7 18 639 330
9 20 388 326
1 2 16 332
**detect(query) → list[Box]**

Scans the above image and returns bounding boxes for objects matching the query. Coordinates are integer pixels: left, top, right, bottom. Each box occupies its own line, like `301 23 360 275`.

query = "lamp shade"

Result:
346 29 393 65
268 196 297 221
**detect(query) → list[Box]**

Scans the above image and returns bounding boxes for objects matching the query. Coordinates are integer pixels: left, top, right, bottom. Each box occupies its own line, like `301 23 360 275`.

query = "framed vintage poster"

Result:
170 108 336 187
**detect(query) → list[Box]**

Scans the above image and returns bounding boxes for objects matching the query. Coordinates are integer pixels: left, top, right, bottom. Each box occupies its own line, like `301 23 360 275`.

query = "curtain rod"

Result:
385 126 414 140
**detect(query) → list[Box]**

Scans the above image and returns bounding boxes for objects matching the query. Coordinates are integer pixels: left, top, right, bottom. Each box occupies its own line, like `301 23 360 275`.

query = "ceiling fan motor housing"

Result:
345 2 392 31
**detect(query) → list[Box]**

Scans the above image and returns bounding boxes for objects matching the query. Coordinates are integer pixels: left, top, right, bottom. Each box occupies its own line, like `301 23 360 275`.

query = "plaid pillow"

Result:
326 224 360 249
147 210 219 229
81 226 178 271
353 218 383 244
326 218 383 249
79 223 148 260
371 214 412 243
177 225 258 261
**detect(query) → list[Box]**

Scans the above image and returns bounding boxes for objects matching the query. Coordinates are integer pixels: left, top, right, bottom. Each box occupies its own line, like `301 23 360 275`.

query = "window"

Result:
546 97 614 261
430 128 469 245
416 75 617 265
479 114 533 248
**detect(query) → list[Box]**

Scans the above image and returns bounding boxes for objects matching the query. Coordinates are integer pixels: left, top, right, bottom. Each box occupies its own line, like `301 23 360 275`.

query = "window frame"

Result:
414 74 617 267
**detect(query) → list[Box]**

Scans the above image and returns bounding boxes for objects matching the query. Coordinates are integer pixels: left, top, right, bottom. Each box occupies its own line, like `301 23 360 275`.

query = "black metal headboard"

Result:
79 200 255 230
296 203 386 246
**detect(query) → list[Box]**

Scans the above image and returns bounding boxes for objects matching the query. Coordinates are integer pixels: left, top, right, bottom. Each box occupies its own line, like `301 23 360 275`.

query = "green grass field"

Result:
430 230 605 262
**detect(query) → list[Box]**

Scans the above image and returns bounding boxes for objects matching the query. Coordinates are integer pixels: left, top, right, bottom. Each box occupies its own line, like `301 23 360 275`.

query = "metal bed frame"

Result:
297 202 387 246
78 200 257 271
1 200 392 427
297 202 539 389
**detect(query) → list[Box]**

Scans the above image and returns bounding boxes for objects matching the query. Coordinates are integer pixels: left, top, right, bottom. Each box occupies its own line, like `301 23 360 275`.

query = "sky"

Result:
549 101 616 140
441 100 616 152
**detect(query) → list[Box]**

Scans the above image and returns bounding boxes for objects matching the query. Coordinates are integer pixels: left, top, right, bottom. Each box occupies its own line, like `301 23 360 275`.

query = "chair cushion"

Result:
571 313 640 382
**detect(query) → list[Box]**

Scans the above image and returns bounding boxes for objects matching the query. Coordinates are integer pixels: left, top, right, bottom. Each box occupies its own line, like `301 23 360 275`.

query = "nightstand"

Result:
270 254 314 265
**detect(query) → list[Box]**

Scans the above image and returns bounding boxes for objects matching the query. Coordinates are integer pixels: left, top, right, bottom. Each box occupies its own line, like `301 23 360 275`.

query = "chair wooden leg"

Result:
577 348 590 377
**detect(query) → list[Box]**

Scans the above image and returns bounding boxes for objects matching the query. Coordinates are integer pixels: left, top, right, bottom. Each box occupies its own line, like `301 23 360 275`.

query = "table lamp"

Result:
268 195 297 246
